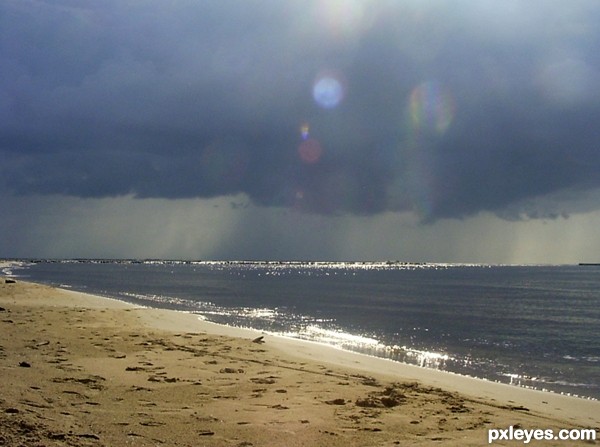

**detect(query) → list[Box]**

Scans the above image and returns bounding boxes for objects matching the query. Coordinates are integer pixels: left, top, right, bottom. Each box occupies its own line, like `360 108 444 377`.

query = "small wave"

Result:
201 307 282 322
379 345 451 369
563 354 600 363
119 291 215 311
542 380 600 389
501 372 600 398
282 324 381 346
502 372 540 384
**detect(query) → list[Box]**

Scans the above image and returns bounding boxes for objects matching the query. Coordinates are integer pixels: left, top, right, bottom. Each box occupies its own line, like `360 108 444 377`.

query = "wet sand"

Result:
1 278 598 446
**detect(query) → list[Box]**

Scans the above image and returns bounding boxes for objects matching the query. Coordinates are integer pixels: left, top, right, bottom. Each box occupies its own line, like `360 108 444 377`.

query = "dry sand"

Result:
0 277 598 446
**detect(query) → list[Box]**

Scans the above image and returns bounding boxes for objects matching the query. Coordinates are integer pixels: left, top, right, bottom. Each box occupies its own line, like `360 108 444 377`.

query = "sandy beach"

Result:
1 276 598 446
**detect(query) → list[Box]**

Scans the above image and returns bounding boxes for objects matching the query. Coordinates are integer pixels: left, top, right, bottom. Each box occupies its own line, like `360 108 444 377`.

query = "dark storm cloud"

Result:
2 0 600 220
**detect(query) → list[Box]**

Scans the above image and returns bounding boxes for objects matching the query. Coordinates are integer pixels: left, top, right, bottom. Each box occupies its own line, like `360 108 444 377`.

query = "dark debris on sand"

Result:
0 411 101 447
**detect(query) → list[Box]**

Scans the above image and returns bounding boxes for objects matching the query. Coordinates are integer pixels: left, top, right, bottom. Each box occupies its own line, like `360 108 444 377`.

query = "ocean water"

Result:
5 260 600 399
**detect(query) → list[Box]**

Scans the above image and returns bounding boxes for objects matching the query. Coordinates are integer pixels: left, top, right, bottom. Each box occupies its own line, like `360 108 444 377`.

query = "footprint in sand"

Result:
220 367 245 374
250 377 278 385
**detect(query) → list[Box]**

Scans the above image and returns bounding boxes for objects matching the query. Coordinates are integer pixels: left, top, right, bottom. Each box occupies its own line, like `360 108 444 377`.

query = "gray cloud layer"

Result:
2 0 600 220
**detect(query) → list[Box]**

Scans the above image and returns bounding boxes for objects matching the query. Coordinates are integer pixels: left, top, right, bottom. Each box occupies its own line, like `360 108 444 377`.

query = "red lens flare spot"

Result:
298 138 323 164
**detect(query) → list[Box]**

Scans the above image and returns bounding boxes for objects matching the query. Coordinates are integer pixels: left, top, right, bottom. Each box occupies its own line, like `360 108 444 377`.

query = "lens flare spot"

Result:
298 138 323 164
408 81 455 135
300 123 310 140
313 71 346 109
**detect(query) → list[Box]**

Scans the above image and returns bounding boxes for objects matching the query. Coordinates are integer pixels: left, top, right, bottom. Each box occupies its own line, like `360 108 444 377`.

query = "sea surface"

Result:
4 260 600 399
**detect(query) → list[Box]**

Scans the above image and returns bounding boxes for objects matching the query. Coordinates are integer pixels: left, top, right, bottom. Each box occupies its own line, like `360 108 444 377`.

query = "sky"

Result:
1 0 600 263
